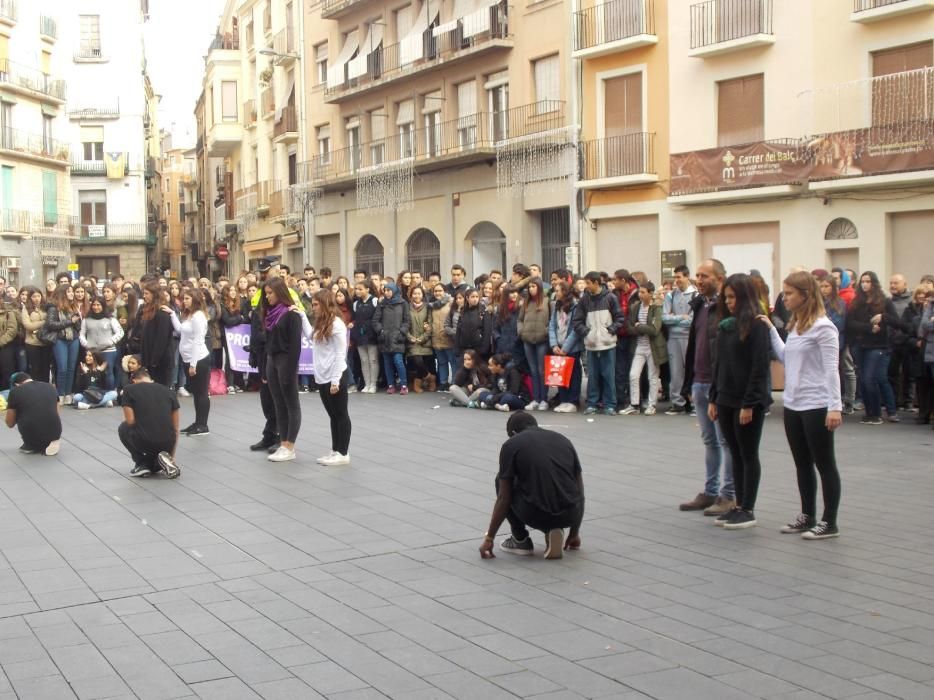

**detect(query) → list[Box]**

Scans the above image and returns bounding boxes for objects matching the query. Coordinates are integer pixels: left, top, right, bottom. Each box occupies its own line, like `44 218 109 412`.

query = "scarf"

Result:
87 309 107 320
264 302 289 331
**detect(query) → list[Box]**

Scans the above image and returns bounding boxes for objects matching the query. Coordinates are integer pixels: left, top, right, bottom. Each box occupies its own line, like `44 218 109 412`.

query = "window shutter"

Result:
396 99 414 126
717 74 763 147
604 73 642 137
534 54 560 104
872 41 933 76
370 111 386 141
457 81 476 118
871 42 933 127
42 172 57 225
81 126 104 142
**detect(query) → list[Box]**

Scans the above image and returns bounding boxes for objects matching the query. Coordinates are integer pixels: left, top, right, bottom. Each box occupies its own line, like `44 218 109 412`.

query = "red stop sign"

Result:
215 245 229 260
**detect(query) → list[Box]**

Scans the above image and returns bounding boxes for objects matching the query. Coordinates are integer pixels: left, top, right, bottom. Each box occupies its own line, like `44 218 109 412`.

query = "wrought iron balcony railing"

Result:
579 132 656 182
0 128 68 161
690 0 772 50
574 0 656 53
74 223 154 244
0 209 73 235
0 59 66 100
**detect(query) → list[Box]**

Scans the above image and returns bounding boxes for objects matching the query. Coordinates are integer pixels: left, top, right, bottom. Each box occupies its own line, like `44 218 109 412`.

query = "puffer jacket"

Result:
0 302 18 348
518 300 550 345
428 297 453 349
454 303 491 356
21 308 48 347
351 294 379 346
407 303 433 357
627 300 669 367
682 293 721 393
571 286 622 352
372 285 410 354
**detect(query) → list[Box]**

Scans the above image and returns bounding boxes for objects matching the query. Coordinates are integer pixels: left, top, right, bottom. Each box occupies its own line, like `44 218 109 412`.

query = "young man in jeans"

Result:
679 259 734 517
572 272 624 415
663 265 696 415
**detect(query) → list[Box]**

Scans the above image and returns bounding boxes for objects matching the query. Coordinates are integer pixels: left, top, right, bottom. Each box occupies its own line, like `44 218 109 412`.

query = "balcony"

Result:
234 181 272 220
208 32 239 52
268 184 286 219
73 47 106 62
243 99 257 128
261 88 274 117
851 0 934 21
0 209 73 237
0 60 66 102
273 105 298 143
325 4 511 103
0 0 15 26
577 132 658 189
39 14 56 40
0 128 68 165
68 99 120 120
573 0 657 59
689 0 774 58
207 121 242 157
73 223 156 246
321 0 368 20
70 155 130 177
273 29 297 65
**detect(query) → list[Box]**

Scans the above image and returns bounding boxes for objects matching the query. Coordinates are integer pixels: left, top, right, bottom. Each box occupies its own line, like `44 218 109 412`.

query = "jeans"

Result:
74 389 118 407
523 341 548 402
717 404 765 511
118 422 175 471
614 336 632 407
183 355 212 429
667 335 689 407
449 385 484 406
434 347 455 386
556 352 582 406
317 370 352 455
478 391 526 410
266 353 301 443
784 407 841 526
586 348 616 410
853 347 896 418
840 346 857 406
99 350 118 390
692 382 734 500
381 351 406 388
357 344 380 389
52 338 80 397
496 478 584 541
629 344 660 409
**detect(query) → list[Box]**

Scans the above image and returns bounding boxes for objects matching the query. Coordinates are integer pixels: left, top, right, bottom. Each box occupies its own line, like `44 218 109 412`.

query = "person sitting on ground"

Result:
479 411 584 560
74 350 118 409
5 372 61 456
478 352 529 412
449 349 490 408
118 368 181 478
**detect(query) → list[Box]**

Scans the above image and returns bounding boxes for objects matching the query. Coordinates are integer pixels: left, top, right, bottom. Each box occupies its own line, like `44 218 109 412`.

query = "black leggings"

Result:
183 355 212 428
717 404 765 511
25 345 53 384
317 370 352 455
783 407 841 527
267 353 301 443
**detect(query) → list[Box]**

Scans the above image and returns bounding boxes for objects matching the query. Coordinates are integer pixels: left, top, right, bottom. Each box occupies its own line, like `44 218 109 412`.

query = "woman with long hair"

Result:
220 284 248 393
818 273 854 413
397 270 413 302
847 271 899 424
262 276 303 462
138 284 175 387
406 285 434 392
493 285 522 358
428 283 454 392
73 349 117 409
297 290 352 465
548 280 583 412
44 284 82 403
518 278 551 411
72 284 90 319
449 348 490 408
20 287 52 383
100 284 118 315
760 271 843 539
453 287 491 370
708 273 772 530
334 288 359 392
79 297 123 391
168 288 212 436
351 280 380 393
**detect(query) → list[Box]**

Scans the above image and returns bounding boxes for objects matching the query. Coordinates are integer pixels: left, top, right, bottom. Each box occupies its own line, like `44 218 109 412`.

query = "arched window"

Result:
825 218 858 240
354 234 384 276
406 228 440 278
466 221 506 279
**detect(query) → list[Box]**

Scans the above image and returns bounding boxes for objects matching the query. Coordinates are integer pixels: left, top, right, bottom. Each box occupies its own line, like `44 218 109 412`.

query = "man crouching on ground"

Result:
119 368 181 478
479 411 584 560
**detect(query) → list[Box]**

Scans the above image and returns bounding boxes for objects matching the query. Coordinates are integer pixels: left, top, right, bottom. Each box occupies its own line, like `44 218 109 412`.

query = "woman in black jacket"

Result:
903 286 931 424
454 288 491 369
352 280 380 393
262 277 304 462
44 284 83 404
138 284 175 387
372 283 410 394
709 273 772 530
220 285 248 393
846 271 899 424
478 352 530 411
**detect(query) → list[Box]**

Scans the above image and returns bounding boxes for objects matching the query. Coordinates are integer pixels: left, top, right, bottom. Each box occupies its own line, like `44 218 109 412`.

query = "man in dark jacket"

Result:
572 272 623 415
248 257 283 452
679 259 734 517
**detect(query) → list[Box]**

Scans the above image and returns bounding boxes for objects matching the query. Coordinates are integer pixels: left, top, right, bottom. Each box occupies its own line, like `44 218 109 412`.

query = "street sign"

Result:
67 263 79 271
215 244 229 260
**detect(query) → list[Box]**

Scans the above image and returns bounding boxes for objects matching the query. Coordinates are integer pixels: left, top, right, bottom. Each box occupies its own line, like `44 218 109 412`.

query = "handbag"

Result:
208 368 228 396
82 387 104 405
544 355 574 388
36 325 58 346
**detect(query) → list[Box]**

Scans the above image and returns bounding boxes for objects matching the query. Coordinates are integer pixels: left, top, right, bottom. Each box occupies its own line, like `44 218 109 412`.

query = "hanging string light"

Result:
356 158 414 213
496 126 576 198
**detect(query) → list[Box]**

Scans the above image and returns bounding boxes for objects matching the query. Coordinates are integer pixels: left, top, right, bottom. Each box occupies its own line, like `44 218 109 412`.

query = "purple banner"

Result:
224 323 314 376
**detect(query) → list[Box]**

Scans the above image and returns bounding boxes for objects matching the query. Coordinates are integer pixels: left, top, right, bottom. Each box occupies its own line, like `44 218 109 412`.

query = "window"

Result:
457 80 477 145
871 42 933 127
423 90 442 156
264 1 272 35
355 234 384 276
317 125 331 163
42 171 57 225
81 125 104 161
717 74 763 147
346 119 361 170
533 54 560 107
486 72 509 141
315 43 328 85
221 81 238 121
604 72 642 137
370 111 386 166
77 256 119 278
0 102 10 150
178 180 184 198
42 115 54 154
79 190 107 237
178 203 184 222
397 100 414 158
79 15 102 57
540 207 570 276
406 229 441 278
245 21 254 49
166 202 172 218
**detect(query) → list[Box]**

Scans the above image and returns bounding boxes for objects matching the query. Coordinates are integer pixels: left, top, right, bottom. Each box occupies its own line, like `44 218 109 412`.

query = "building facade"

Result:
63 0 158 280
0 2 72 288
161 137 199 278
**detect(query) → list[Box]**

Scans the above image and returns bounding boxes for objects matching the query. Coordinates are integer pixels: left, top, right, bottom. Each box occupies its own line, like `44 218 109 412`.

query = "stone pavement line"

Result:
0 392 929 699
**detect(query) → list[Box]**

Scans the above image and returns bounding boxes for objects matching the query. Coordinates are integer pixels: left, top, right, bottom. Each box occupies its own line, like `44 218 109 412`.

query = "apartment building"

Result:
161 137 199 277
572 0 670 275
665 0 934 292
300 0 579 279
0 1 72 287
196 0 305 279
64 0 158 280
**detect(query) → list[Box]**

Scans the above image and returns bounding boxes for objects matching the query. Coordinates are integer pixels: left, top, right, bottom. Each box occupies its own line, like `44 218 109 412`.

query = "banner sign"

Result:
224 323 314 375
670 122 934 196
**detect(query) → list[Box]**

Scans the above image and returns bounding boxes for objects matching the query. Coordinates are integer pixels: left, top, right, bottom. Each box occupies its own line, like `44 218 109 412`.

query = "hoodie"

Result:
372 284 410 354
571 286 623 352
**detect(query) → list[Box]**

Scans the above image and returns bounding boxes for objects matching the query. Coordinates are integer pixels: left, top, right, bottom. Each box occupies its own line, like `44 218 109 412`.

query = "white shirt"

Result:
299 313 347 385
769 316 842 412
173 310 210 365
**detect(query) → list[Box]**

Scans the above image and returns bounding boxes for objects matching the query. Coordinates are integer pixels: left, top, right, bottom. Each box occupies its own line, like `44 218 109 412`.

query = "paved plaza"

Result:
0 390 931 700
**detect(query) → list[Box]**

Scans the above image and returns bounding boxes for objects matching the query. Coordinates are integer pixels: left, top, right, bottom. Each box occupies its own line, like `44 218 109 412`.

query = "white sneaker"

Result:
555 403 578 413
538 401 550 411
227 386 236 395
524 400 538 411
322 453 350 466
495 403 510 412
644 406 656 416
105 400 114 407
63 394 73 406
347 385 357 393
366 385 376 394
618 405 639 415
44 440 60 457
177 387 191 397
268 447 296 462
76 402 90 410
316 451 338 464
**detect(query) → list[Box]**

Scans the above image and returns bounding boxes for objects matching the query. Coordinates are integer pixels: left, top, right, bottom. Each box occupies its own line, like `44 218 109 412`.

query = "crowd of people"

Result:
1 258 930 539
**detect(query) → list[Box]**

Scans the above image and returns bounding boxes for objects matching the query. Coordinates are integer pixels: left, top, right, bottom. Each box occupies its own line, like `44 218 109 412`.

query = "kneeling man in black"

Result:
119 368 181 477
479 411 584 560
6 372 62 456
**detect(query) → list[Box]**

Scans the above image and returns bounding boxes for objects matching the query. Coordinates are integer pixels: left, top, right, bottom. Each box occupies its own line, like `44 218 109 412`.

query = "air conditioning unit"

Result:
3 257 20 268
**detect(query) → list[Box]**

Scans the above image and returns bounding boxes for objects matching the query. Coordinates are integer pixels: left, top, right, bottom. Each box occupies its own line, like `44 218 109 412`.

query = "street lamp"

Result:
258 48 301 60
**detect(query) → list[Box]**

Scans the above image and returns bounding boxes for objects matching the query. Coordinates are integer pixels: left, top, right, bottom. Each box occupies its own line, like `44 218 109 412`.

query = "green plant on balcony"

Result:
258 67 273 86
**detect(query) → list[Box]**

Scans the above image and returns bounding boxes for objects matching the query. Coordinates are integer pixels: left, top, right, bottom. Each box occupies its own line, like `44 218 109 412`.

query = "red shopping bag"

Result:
544 355 574 388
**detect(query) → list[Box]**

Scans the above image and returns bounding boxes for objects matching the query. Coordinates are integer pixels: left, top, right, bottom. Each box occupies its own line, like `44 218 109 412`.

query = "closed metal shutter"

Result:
320 234 340 274
540 207 570 275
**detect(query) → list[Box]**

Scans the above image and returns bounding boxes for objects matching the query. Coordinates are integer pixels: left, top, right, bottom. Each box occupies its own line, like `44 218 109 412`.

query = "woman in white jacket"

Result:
296 289 352 466
79 298 124 391
166 288 211 437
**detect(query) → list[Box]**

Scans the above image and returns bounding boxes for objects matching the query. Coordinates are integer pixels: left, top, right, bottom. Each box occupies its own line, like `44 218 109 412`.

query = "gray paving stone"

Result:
173 660 234 684
189 677 262 698
249 677 324 699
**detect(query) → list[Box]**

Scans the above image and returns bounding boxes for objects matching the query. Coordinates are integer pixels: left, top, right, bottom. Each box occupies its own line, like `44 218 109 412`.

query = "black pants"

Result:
149 363 173 388
406 355 431 382
118 422 175 470
783 407 841 527
317 370 352 455
266 353 301 443
257 355 278 441
183 356 212 428
25 345 53 384
495 479 584 541
0 343 16 391
916 363 932 422
717 404 765 511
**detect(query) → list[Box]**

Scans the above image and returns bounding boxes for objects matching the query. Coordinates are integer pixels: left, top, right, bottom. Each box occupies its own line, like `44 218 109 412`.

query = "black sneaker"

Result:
859 417 883 425
780 513 814 533
129 464 152 478
19 445 38 454
665 405 685 415
714 507 741 527
250 437 278 451
499 535 534 556
157 452 181 479
180 423 197 434
722 510 757 530
187 426 210 437
802 521 839 540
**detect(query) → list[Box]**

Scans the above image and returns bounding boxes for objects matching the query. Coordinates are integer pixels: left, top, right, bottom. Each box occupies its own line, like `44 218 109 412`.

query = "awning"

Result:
326 30 359 88
396 99 414 125
348 22 384 80
275 70 295 121
463 0 499 38
41 104 58 116
422 89 443 114
401 0 439 65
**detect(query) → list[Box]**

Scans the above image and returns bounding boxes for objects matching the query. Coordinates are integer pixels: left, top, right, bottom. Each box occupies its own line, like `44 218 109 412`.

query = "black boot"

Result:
250 435 278 451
